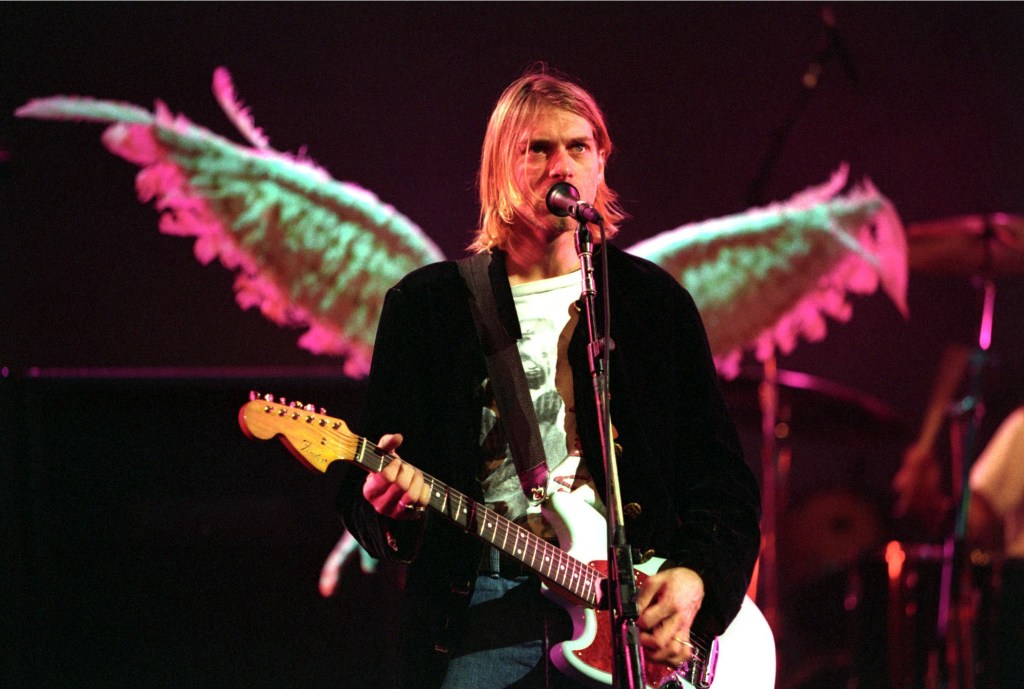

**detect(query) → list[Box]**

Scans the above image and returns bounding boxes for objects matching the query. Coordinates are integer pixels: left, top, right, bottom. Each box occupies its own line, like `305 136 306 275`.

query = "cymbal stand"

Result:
757 355 782 631
937 277 996 689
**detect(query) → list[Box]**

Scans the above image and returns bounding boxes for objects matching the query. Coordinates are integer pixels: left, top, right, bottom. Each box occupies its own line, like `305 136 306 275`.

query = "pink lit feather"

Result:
212 66 271 150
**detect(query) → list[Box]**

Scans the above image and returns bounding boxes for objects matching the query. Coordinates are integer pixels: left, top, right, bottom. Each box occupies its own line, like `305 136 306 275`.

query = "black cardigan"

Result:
337 243 761 677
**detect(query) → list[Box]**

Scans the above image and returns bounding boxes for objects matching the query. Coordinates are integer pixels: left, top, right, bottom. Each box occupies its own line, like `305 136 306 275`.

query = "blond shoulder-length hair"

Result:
469 69 626 253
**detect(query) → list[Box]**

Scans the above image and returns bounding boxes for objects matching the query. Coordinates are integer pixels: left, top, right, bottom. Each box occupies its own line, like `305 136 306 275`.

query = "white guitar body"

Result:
541 492 776 689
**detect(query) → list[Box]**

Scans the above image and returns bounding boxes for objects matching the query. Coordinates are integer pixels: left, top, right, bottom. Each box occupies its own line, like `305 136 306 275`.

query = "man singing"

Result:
337 66 761 689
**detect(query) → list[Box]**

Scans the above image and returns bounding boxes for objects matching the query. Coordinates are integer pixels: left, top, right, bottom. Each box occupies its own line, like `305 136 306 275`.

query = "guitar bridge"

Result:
656 636 719 689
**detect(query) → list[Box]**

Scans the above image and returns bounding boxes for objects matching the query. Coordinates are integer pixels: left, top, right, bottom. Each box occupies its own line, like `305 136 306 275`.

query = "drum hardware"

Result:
722 365 907 689
899 212 1024 689
907 213 1024 280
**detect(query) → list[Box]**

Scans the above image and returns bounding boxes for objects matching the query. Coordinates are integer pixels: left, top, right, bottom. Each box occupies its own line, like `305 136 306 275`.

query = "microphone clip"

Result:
575 224 597 299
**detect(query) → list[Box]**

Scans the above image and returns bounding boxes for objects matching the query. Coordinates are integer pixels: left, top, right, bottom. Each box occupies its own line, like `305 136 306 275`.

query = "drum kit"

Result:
730 212 1024 689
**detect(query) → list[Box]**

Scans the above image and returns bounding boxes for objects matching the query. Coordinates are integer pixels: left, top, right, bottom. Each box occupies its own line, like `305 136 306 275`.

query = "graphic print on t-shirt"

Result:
478 271 604 538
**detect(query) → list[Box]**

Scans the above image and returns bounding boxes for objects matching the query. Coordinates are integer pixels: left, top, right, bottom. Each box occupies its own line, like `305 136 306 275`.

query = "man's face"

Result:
513 107 606 238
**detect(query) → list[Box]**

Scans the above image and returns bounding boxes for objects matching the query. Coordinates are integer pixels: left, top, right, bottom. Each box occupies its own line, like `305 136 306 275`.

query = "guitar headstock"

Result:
238 393 359 473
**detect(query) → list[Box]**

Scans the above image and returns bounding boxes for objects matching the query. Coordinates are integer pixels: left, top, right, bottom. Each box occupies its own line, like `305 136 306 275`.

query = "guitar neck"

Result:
354 437 601 606
237 398 601 606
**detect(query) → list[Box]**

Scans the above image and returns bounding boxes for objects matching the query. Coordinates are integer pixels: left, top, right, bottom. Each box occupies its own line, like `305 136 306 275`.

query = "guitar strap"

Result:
457 250 549 504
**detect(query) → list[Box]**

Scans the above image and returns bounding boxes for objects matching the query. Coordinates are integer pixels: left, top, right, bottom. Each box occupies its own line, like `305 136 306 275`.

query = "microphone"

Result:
546 182 603 224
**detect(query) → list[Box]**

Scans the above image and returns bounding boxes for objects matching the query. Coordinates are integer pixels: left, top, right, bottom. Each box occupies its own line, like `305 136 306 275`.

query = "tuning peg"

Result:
304 403 316 412
249 390 260 401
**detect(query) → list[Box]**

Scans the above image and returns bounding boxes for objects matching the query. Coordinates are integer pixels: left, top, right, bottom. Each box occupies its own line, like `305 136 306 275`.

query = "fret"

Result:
552 549 568 587
452 492 467 528
355 437 369 470
480 509 496 541
539 542 554 579
512 529 527 560
436 483 448 515
582 566 597 605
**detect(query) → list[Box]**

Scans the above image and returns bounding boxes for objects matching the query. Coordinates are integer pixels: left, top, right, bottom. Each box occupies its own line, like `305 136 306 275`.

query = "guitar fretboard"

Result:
355 437 602 606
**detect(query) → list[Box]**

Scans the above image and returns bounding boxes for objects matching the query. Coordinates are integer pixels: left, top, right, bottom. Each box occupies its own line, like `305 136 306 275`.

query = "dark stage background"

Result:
2 3 1023 688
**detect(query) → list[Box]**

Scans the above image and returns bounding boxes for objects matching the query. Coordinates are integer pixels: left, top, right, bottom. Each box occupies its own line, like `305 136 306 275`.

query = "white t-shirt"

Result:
477 270 604 536
969 406 1024 557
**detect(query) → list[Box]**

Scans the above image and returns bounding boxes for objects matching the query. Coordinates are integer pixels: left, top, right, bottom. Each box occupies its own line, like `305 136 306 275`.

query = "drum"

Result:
784 541 1010 689
774 490 888 689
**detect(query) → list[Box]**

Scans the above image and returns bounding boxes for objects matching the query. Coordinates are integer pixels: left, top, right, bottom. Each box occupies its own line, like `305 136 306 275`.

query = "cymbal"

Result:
721 368 906 437
907 212 1024 277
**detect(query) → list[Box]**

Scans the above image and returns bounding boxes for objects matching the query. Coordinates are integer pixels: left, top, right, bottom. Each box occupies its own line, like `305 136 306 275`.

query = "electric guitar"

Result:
238 395 775 689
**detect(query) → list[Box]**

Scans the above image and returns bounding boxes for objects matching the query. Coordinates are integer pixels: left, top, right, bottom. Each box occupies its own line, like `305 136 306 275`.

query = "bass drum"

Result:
778 488 886 587
775 488 887 689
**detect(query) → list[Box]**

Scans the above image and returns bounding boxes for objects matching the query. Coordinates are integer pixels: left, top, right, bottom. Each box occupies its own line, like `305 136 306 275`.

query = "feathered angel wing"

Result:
16 68 443 378
626 165 908 378
19 69 905 380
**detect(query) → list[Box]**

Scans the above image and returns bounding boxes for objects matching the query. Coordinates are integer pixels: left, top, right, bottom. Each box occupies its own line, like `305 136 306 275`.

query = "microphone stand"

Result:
575 219 645 689
744 4 858 632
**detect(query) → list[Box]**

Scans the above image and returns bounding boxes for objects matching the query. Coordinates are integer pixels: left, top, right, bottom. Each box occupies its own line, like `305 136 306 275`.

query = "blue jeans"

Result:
439 552 582 689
